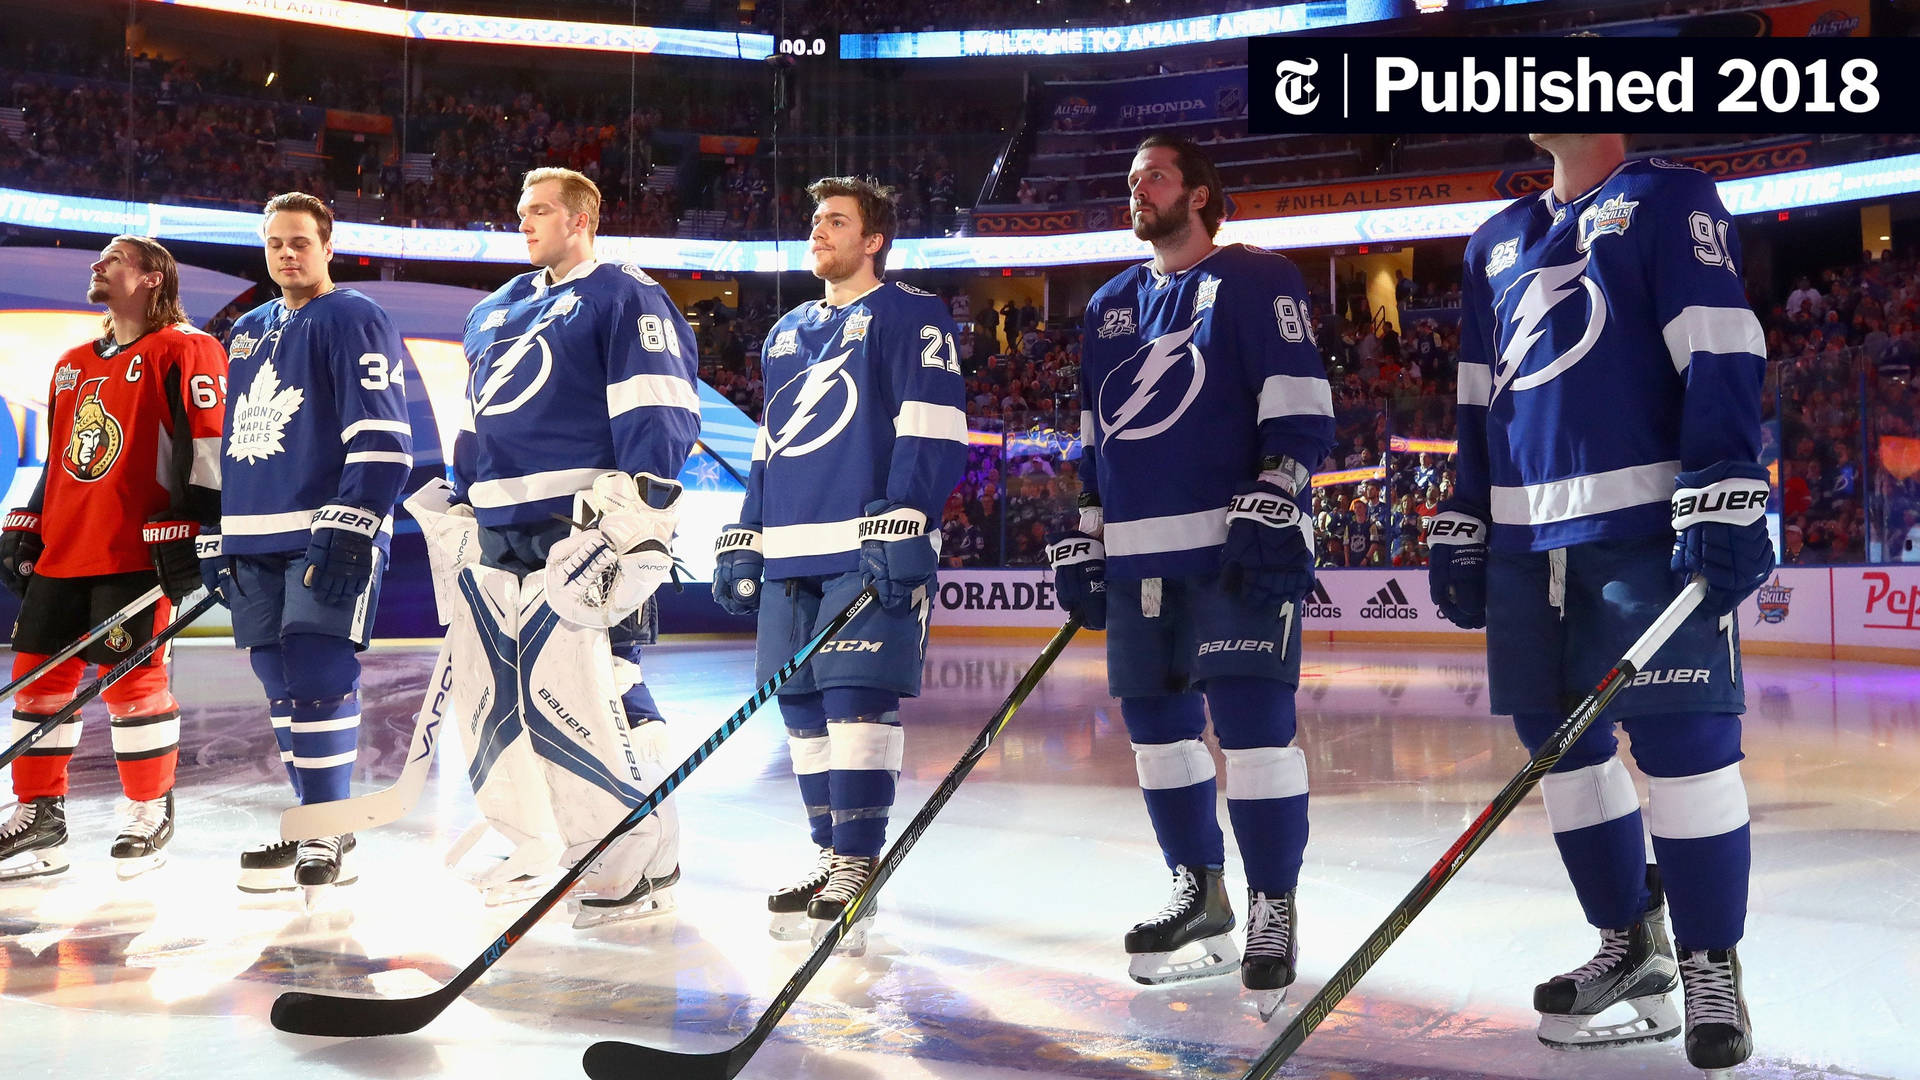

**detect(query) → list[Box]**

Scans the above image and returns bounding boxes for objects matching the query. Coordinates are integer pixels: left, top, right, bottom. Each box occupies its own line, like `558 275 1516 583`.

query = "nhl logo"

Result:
105 625 133 653
1755 575 1792 624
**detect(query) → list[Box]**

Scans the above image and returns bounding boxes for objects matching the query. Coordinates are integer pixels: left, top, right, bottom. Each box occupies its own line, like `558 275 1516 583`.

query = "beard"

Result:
811 245 864 283
86 282 110 304
1131 197 1193 244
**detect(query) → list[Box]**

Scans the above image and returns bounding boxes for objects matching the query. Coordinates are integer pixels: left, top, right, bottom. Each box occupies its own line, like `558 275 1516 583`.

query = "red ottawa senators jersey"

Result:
37 323 229 577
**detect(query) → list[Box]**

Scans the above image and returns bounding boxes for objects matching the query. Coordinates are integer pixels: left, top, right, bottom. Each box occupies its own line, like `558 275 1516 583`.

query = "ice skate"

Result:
1125 865 1238 985
110 790 174 879
807 853 879 957
1680 947 1751 1078
767 846 834 941
1535 870 1680 1050
1243 888 1297 1021
239 833 356 894
571 864 679 929
0 796 69 882
294 834 358 910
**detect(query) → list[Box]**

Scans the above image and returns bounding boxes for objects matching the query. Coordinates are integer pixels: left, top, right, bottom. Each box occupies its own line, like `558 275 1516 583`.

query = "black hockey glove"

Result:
1045 505 1107 632
1426 503 1488 630
0 509 44 598
143 517 203 602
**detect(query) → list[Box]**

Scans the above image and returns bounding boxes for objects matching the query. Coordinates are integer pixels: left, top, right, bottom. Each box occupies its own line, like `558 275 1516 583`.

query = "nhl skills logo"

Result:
1194 277 1221 316
1754 575 1792 624
1300 581 1341 619
228 332 259 360
1362 578 1421 619
53 364 81 394
1577 194 1638 252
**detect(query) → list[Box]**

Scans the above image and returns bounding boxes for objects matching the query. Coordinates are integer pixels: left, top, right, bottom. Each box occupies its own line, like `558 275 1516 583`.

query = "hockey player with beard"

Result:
711 177 966 957
1428 134 1767 1075
413 167 698 926
207 193 412 903
1048 135 1333 1015
0 236 225 882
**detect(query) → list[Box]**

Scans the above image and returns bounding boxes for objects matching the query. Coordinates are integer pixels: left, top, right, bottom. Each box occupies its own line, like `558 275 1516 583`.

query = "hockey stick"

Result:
0 587 220 772
581 613 1084 1080
0 584 164 710
1237 577 1708 1080
278 636 455 840
269 584 882 1038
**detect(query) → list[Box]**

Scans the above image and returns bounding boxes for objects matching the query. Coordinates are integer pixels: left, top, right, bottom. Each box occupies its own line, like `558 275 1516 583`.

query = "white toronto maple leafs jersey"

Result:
222 288 412 555
1079 243 1334 580
452 261 700 527
745 281 968 579
1456 158 1766 552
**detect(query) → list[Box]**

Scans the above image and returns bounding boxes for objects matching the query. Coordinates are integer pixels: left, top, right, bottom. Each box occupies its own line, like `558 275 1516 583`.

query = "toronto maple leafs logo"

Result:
227 360 305 463
767 349 858 459
894 282 934 297
1096 320 1206 444
1491 255 1606 403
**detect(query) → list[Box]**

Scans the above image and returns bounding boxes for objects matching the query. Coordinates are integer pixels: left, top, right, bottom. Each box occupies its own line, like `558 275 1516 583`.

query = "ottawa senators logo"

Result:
63 378 125 483
104 625 133 653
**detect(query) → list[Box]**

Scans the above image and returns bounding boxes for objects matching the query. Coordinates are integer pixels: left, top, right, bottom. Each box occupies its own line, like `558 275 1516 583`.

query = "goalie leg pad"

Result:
405 478 481 627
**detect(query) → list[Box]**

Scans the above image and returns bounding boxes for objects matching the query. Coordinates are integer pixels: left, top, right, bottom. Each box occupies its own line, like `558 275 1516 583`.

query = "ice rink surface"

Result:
1 634 1914 1080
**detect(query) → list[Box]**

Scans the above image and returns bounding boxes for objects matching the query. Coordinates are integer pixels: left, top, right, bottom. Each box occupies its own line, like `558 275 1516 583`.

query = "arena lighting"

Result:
145 0 774 61
2 153 1916 272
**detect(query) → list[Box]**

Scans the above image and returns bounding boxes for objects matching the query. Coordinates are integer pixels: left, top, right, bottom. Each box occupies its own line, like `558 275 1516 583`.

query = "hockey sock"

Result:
780 692 833 850
1124 690 1224 872
1209 677 1310 895
612 638 666 725
1649 768 1751 949
249 646 301 798
824 687 903 859
8 653 85 799
104 664 180 802
1539 754 1649 929
283 633 363 805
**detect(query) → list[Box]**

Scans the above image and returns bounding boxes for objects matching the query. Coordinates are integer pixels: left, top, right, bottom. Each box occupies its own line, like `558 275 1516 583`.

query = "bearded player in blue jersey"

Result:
712 177 967 957
203 192 412 902
1051 135 1333 1015
1429 134 1768 1076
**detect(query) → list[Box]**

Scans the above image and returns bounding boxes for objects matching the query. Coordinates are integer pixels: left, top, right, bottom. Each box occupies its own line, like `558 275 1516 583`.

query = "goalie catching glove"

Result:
545 471 681 628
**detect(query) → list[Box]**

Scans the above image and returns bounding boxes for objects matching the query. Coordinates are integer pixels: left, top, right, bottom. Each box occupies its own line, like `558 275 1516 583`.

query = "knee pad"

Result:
1515 710 1619 772
13 654 83 714
1626 712 1743 778
827 720 904 773
1539 756 1640 834
1120 692 1207 744
282 632 360 701
1132 738 1214 790
1647 763 1749 840
1221 744 1307 801
1203 676 1298 751
103 663 175 718
248 646 290 699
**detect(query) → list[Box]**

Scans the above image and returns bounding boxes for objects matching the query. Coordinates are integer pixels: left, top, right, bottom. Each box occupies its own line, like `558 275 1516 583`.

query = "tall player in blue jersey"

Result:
202 192 412 902
1429 134 1768 1075
1050 135 1332 1012
415 167 699 926
711 177 967 957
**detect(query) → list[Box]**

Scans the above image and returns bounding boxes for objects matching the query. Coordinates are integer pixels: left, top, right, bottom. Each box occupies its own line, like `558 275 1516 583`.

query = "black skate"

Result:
110 790 174 879
1125 864 1238 985
1243 889 1298 1021
0 796 68 881
768 846 833 941
294 834 359 909
808 853 880 957
573 864 680 930
1680 947 1752 1077
239 833 356 894
1535 868 1681 1050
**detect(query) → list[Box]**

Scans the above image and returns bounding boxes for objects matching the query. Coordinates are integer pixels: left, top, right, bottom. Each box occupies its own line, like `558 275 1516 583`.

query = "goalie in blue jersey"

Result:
1429 134 1768 1075
1051 135 1333 1014
711 177 968 958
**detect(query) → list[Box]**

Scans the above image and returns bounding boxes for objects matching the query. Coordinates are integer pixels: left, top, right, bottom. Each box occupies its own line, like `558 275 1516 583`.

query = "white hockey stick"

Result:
279 637 455 840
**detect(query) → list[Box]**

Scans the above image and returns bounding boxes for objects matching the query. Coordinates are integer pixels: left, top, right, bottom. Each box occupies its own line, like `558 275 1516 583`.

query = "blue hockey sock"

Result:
1539 756 1650 929
779 692 832 850
1122 693 1223 872
824 687 902 858
248 646 301 799
283 633 362 807
1208 678 1309 895
1648 763 1751 950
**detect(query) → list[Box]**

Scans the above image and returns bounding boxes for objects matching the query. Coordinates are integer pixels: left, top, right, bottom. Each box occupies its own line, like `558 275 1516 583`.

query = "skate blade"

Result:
1128 933 1240 986
570 885 676 930
478 874 558 907
1537 995 1681 1051
0 847 69 883
1252 987 1289 1022
811 917 873 957
113 851 167 880
768 910 812 941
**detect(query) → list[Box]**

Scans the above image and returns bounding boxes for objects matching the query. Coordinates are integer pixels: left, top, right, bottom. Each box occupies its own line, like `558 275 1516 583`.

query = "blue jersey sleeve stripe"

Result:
1661 306 1766 376
1255 374 1333 422
607 373 701 418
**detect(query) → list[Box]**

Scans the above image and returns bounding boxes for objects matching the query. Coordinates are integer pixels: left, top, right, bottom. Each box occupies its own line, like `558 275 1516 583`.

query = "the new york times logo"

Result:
1272 58 1320 116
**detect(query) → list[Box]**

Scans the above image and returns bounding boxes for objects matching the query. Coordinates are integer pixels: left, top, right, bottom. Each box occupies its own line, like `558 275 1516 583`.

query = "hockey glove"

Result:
1220 481 1316 614
1670 461 1774 617
857 500 937 614
711 525 764 616
302 504 382 607
1426 503 1488 630
143 516 201 602
1044 505 1107 631
196 528 232 607
0 509 43 598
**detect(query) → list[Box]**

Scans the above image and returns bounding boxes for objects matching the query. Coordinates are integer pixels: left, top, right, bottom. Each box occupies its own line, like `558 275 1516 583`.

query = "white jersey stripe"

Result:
345 451 413 467
1456 362 1493 408
1490 460 1679 527
1104 508 1226 559
894 401 969 443
340 419 412 444
1256 374 1334 422
190 437 223 490
224 508 395 537
607 373 701 419
1662 305 1766 376
467 467 606 510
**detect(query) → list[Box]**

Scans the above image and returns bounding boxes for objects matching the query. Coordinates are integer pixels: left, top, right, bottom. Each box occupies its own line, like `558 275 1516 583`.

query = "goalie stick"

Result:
279 637 455 840
1238 578 1708 1079
581 613 1083 1080
269 585 880 1039
0 584 164 711
0 586 219 771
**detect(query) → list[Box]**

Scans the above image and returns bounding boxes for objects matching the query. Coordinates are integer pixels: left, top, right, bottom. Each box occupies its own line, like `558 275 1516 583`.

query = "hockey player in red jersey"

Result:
0 235 227 881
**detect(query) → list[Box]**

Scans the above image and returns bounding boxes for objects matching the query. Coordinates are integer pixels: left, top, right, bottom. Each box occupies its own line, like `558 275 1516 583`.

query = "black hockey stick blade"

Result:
270 586 880 1039
1239 579 1706 1079
583 614 1083 1080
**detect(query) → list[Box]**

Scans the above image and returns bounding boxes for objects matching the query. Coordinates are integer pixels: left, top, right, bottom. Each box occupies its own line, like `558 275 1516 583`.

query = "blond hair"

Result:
100 235 189 337
523 167 602 236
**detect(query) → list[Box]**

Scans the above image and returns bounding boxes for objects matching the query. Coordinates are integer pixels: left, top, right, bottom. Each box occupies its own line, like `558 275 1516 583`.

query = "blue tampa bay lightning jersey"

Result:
453 261 700 528
222 288 412 555
1456 158 1766 552
745 281 968 579
1079 243 1334 580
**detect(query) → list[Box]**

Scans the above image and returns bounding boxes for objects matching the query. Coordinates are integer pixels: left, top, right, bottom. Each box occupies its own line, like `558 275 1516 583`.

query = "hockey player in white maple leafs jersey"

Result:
1428 136 1768 1074
1051 136 1332 1012
205 193 412 901
420 168 699 926
711 177 966 957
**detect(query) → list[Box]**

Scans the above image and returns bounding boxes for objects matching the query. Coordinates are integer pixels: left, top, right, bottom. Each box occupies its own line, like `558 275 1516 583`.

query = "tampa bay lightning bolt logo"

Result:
1096 320 1206 444
470 294 577 418
1491 255 1606 402
768 349 858 458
